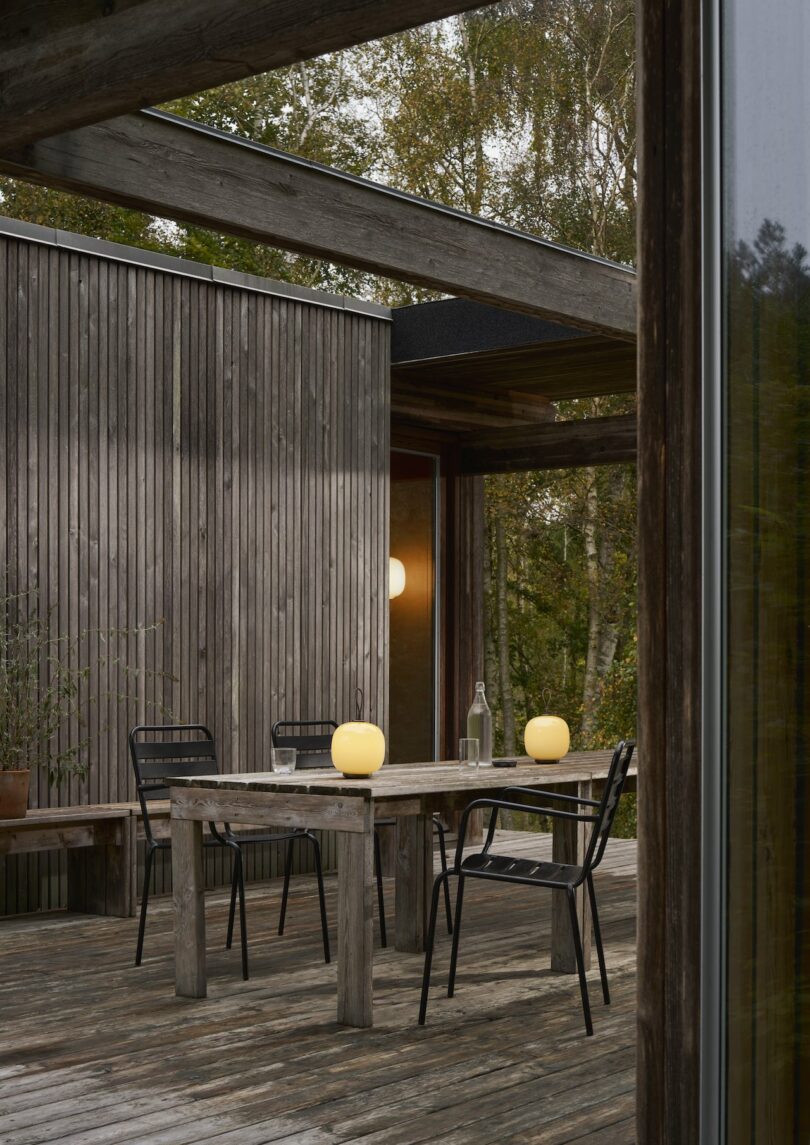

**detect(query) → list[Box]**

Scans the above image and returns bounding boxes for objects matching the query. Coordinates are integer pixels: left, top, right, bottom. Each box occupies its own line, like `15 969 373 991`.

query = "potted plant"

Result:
0 586 170 818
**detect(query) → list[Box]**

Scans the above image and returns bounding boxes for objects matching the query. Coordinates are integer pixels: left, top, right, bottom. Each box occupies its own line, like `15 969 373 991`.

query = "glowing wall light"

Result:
389 557 406 600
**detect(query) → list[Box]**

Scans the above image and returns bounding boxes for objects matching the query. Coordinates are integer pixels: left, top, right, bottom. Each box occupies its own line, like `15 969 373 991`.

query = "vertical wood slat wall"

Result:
0 231 390 914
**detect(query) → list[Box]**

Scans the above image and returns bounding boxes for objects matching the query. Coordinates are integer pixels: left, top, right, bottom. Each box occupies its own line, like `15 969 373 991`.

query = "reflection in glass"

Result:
723 2 810 1132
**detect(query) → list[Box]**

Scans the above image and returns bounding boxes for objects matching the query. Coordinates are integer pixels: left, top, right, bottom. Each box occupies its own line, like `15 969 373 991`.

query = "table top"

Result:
167 750 637 801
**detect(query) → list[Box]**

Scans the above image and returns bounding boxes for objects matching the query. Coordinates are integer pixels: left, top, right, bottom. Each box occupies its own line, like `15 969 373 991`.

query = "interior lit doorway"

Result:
388 450 440 763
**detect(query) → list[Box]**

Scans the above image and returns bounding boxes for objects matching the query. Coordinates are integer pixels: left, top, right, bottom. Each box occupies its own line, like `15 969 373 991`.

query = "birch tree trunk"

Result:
581 468 601 741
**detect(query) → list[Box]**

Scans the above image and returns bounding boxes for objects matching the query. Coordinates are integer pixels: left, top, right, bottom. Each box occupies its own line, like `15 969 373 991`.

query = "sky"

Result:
724 0 810 250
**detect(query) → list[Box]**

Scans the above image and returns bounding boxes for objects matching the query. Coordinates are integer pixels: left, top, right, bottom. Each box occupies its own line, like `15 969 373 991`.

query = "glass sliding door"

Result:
706 2 810 1138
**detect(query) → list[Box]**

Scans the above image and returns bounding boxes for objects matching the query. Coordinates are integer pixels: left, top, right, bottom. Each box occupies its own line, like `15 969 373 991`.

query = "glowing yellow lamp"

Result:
524 715 570 764
389 557 406 600
331 722 386 778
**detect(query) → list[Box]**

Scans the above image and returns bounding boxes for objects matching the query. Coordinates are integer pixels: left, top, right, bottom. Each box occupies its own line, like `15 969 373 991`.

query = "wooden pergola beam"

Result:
0 0 490 152
459 413 637 473
0 110 637 337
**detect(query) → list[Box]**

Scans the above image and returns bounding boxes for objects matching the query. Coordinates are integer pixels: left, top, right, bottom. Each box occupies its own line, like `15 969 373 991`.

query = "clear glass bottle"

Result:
466 681 493 765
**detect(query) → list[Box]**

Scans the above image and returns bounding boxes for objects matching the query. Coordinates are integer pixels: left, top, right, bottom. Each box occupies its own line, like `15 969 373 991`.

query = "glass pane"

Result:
723 2 810 1138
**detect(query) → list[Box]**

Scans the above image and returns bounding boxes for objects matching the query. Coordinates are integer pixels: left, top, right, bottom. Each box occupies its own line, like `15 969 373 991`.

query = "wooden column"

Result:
636 0 702 1139
442 463 485 756
442 463 485 842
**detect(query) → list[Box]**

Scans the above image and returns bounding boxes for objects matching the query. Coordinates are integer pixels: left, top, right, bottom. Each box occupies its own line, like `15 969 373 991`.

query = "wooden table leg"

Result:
337 824 374 1027
395 813 433 953
551 780 593 973
172 816 206 998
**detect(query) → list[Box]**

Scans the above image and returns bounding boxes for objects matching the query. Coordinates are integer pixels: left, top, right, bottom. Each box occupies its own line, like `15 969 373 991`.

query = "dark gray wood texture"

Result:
636 0 702 1139
0 829 638 1142
0 230 390 915
0 0 489 151
0 109 637 338
459 413 637 474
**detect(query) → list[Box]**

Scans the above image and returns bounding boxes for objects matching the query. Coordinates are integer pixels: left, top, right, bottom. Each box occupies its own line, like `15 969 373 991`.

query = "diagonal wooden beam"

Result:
459 413 637 473
0 0 491 152
0 110 636 337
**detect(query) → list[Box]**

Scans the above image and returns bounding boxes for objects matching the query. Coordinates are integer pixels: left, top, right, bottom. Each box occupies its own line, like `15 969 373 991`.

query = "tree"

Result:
0 0 641 766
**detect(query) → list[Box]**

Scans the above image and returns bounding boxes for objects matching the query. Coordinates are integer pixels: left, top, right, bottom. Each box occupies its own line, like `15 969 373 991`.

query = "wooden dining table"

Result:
168 750 637 1027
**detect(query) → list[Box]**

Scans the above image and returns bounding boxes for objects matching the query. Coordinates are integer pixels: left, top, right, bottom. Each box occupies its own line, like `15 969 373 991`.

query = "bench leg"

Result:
66 817 136 917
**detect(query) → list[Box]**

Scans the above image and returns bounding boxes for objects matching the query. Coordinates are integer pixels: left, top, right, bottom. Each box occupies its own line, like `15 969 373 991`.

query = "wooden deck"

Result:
0 831 636 1144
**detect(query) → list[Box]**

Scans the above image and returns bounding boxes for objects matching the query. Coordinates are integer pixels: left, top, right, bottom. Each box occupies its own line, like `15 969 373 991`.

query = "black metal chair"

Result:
272 720 454 947
272 719 391 946
419 739 636 1034
374 813 453 940
130 723 331 981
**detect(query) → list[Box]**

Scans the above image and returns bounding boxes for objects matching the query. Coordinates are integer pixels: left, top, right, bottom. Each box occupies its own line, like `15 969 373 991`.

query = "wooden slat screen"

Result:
0 232 390 913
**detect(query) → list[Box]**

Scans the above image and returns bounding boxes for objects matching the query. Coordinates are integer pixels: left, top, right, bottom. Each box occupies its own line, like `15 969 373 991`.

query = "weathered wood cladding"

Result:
0 232 390 914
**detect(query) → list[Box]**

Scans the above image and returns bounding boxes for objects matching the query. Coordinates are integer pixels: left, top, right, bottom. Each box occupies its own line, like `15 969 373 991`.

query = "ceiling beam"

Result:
0 110 636 337
459 413 637 473
0 0 490 152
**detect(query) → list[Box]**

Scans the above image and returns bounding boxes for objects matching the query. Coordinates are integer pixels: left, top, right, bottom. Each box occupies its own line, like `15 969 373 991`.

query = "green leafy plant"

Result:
0 587 174 784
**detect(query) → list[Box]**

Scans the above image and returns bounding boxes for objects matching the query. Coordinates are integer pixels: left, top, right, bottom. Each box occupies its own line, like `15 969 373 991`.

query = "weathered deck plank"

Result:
0 832 636 1144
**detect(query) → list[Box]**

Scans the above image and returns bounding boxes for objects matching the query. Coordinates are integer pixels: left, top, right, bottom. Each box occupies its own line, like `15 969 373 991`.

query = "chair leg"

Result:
306 832 331 964
374 830 388 948
226 851 239 950
419 870 450 1025
433 819 453 935
587 873 610 1005
234 846 249 981
567 886 593 1036
278 837 295 936
135 844 155 967
447 873 466 998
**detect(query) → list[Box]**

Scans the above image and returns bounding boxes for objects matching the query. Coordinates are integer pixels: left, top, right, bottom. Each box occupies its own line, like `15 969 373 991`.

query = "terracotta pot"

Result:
0 770 30 819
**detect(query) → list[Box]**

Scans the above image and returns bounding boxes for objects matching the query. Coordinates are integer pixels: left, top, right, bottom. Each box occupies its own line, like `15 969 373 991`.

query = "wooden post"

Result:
172 815 206 998
395 812 434 952
550 780 593 972
337 819 375 1028
636 0 703 1137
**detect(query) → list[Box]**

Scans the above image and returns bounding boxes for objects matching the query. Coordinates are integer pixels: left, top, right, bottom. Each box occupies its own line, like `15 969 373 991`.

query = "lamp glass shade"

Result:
331 721 386 777
389 557 406 599
524 715 570 762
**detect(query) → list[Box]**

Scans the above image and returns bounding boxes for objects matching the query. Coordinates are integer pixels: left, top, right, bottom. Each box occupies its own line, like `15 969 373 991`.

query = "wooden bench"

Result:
0 806 135 917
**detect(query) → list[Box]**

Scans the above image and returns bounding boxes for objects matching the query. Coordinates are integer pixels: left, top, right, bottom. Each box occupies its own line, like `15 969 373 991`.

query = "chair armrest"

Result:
500 785 601 808
456 797 598 867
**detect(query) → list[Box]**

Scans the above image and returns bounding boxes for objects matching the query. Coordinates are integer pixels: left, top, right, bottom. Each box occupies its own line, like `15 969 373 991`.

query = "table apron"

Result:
169 786 370 833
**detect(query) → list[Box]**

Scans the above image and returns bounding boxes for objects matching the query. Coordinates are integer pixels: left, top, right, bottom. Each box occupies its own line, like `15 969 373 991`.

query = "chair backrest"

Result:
271 720 337 770
583 739 636 874
129 724 219 840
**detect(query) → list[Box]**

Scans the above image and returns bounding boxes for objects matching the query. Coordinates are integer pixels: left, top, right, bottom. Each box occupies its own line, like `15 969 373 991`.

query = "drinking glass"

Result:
271 747 297 774
459 737 479 769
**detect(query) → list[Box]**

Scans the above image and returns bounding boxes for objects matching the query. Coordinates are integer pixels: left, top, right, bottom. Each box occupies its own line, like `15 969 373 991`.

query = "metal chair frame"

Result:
271 720 453 946
130 723 331 982
419 740 636 1034
272 719 395 946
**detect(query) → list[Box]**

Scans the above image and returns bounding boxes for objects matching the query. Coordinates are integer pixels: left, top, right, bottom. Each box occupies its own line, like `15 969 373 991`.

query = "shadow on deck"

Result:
0 832 636 1144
